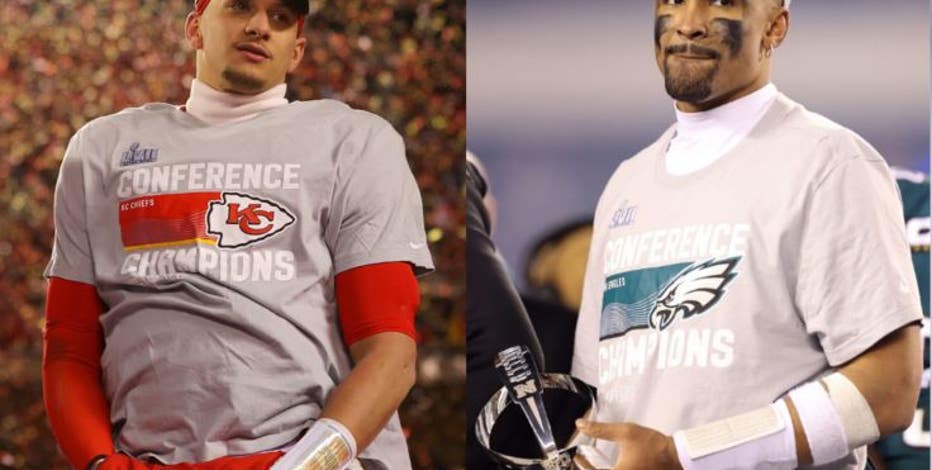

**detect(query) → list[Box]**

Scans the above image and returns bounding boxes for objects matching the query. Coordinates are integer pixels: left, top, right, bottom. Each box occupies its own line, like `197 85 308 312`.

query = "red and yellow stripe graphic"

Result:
118 192 221 251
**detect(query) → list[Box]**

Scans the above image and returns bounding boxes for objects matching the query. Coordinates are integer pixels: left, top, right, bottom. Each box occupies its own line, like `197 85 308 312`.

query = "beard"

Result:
662 57 718 104
222 68 265 94
657 17 741 104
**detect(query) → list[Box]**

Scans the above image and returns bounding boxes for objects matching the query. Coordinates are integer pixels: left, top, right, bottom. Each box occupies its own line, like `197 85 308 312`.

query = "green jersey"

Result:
875 168 930 469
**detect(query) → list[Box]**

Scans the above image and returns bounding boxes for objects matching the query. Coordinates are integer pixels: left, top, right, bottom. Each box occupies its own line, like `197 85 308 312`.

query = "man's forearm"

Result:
579 325 923 469
835 324 922 435
43 359 115 469
673 324 922 469
786 324 922 466
43 277 114 469
736 324 920 468
320 332 417 452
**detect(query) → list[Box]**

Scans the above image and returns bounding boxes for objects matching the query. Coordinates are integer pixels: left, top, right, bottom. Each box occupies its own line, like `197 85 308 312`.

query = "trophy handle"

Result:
494 345 559 459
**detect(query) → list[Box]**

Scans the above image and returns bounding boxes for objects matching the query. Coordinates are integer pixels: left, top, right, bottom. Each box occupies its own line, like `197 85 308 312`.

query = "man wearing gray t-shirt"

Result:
572 2 922 469
42 1 432 469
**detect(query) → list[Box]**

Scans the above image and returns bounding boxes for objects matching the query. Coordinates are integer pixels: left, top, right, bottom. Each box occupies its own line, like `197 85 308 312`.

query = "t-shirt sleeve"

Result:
45 130 96 284
326 119 434 276
796 153 923 366
572 254 602 387
572 191 613 387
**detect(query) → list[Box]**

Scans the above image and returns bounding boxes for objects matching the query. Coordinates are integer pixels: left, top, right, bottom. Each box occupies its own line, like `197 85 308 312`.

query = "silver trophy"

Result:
476 345 597 469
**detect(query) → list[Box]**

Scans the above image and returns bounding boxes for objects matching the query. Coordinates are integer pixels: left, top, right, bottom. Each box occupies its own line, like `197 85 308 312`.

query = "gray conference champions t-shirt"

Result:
572 95 922 469
46 99 434 467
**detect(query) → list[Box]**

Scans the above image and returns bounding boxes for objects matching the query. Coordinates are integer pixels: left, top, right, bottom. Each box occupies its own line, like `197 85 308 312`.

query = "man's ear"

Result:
185 12 204 50
764 8 790 50
288 36 308 73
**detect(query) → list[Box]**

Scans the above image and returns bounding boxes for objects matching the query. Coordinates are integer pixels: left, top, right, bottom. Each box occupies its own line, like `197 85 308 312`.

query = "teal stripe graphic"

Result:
600 262 691 340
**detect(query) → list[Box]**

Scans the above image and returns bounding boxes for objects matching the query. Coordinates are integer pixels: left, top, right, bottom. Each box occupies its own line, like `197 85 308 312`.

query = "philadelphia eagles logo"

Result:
648 257 740 331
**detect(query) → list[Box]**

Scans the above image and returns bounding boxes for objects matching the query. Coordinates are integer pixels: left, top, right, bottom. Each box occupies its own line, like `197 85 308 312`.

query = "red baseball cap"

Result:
194 0 310 17
194 0 308 35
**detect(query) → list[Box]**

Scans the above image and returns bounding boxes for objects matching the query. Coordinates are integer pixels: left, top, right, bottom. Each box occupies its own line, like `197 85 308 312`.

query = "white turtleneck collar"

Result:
665 82 778 176
184 78 289 125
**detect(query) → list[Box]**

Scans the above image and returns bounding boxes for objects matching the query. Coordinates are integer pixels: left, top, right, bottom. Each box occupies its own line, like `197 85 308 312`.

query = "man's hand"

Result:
574 420 682 470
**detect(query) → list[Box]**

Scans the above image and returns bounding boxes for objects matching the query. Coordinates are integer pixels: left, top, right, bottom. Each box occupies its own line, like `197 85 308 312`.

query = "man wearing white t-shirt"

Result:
572 1 922 469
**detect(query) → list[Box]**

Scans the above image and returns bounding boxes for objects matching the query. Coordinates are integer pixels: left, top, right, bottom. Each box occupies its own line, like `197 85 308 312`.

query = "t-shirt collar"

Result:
674 83 778 135
184 78 288 125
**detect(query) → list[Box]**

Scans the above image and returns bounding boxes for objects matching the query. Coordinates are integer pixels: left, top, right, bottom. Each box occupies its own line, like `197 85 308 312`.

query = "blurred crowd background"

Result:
0 0 465 468
468 0 930 287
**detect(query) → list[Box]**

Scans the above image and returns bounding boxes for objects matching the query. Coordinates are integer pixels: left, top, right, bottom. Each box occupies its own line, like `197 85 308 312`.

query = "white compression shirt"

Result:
184 78 288 125
666 83 778 176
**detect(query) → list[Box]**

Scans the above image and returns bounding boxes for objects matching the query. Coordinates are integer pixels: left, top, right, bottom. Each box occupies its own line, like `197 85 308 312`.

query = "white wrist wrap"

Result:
672 401 797 470
788 381 848 464
270 418 358 470
787 373 880 466
823 373 880 448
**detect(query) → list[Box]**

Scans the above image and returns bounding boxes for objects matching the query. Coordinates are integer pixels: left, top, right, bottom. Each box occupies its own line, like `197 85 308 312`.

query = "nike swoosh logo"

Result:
408 242 425 249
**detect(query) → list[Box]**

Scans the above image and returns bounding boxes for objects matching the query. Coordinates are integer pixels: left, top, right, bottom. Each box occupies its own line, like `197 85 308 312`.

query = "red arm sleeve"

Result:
43 276 115 469
335 262 420 347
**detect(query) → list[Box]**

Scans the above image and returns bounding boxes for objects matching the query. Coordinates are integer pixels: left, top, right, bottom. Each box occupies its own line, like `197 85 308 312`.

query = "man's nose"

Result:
244 11 272 39
674 3 709 41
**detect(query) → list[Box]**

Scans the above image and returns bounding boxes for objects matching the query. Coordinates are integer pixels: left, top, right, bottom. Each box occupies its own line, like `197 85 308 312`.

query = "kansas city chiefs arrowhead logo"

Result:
206 192 295 248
